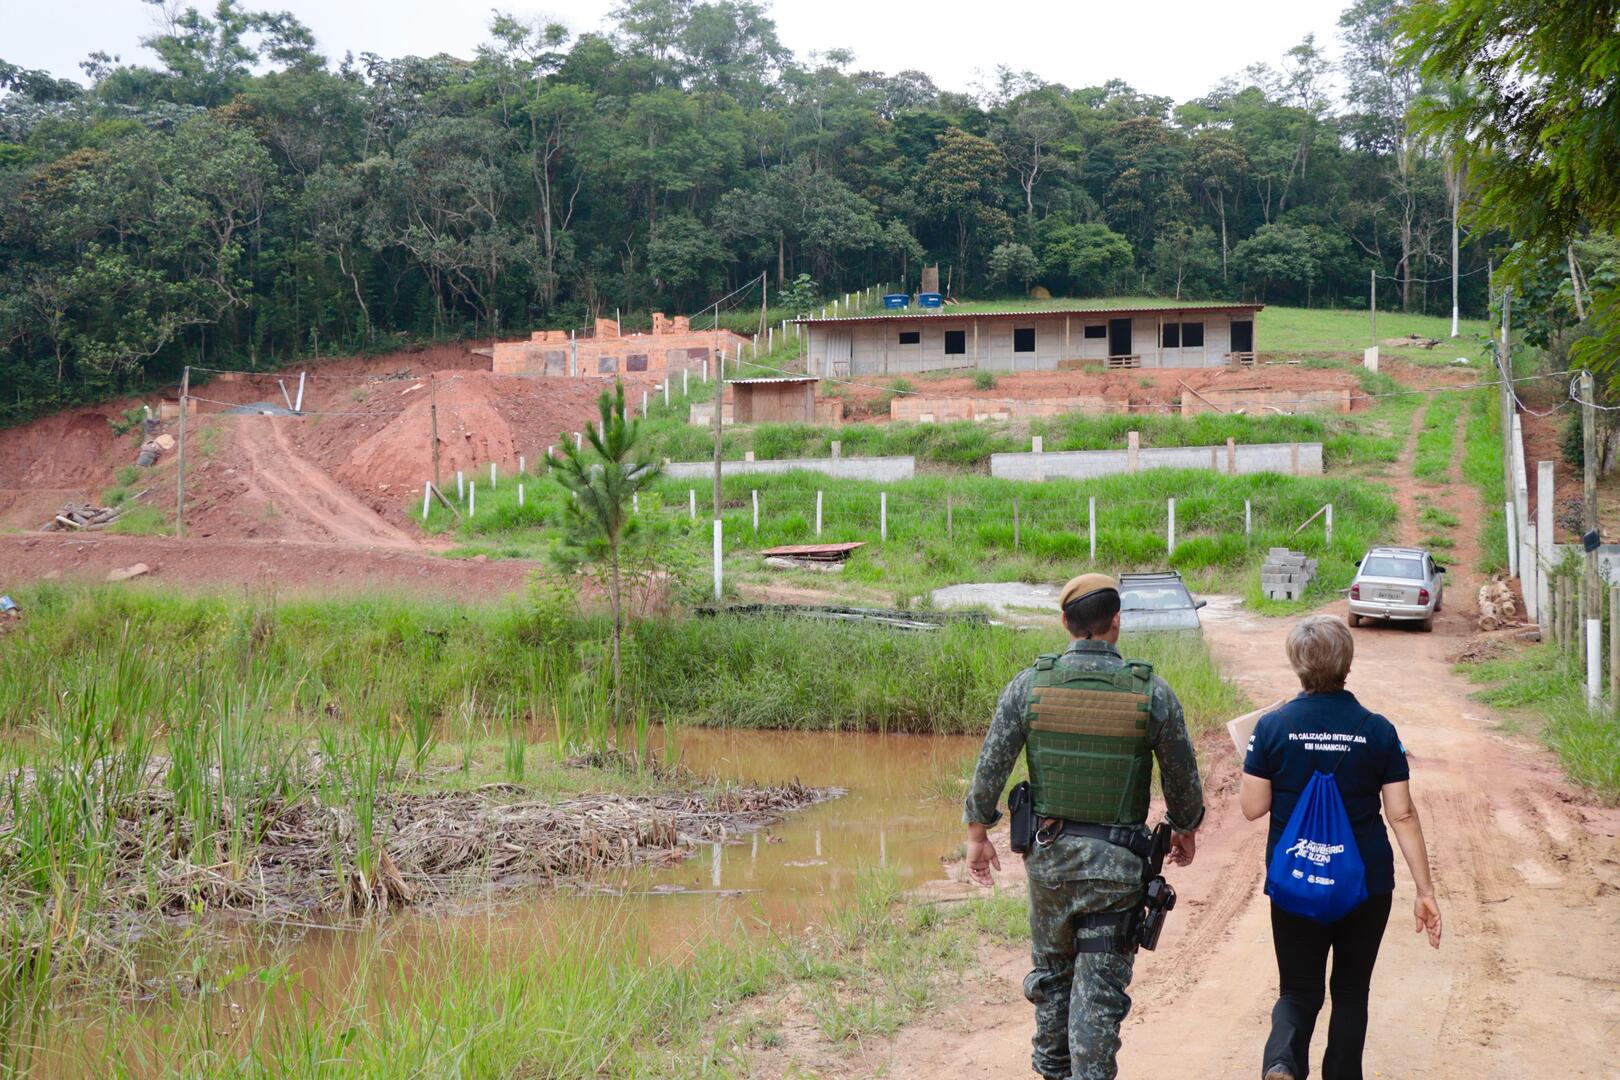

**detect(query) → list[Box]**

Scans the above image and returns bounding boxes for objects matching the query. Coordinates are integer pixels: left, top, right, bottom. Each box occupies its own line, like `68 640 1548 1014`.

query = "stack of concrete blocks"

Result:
1261 548 1318 601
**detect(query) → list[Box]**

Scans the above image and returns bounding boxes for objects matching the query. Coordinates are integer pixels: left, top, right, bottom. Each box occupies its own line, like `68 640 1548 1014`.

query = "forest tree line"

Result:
0 0 1510 422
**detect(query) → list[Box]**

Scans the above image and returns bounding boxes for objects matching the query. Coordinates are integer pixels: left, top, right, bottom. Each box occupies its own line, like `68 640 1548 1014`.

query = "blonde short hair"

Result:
1286 615 1354 693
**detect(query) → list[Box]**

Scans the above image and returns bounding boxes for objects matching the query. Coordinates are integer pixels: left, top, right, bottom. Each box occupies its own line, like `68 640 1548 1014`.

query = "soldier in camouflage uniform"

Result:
964 573 1206 1080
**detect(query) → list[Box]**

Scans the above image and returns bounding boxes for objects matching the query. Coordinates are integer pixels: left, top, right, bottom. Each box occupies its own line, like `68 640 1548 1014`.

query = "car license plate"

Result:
1374 590 1402 602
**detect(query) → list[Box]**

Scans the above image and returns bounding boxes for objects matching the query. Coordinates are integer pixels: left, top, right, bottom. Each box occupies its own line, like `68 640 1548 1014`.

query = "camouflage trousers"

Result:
1023 876 1143 1080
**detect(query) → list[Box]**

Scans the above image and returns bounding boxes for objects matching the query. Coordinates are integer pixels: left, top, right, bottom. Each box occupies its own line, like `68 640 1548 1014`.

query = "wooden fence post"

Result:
752 489 759 533
1167 497 1176 554
880 492 888 542
1245 499 1252 536
816 490 823 537
469 481 476 517
422 480 432 521
688 489 696 520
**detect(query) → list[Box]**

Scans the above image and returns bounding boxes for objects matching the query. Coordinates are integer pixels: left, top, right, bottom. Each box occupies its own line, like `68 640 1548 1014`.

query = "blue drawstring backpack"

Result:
1266 717 1368 923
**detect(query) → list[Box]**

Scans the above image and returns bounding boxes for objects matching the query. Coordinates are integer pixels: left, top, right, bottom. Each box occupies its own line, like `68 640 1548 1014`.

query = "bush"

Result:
972 371 997 391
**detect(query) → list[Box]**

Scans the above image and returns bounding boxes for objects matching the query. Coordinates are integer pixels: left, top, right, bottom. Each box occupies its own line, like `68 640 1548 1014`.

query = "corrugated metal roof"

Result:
728 376 819 385
793 302 1264 326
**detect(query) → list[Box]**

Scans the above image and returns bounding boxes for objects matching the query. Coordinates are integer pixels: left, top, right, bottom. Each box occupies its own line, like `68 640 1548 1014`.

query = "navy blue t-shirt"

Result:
1242 689 1410 896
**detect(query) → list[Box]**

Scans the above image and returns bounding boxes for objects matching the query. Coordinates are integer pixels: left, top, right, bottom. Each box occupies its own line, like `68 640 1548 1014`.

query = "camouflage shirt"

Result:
965 639 1206 881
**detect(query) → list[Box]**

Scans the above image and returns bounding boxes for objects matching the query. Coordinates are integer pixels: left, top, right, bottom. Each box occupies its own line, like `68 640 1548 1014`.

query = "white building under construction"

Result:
794 302 1263 376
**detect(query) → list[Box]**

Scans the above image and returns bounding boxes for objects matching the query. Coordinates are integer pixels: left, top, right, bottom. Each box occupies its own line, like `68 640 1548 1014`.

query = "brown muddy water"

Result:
43 728 981 1073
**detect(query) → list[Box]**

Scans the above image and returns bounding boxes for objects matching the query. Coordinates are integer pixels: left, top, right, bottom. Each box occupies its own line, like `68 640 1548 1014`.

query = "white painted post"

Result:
664 380 670 407
642 389 649 416
1538 461 1555 629
688 489 696 520
880 492 888 542
294 371 306 413
1325 503 1333 546
547 444 554 459
518 482 524 507
1588 618 1603 709
713 520 724 601
816 490 823 537
632 492 638 514
702 360 709 384
457 470 464 501
1245 499 1252 536
1088 496 1096 561
574 431 583 450
683 368 689 396
422 480 432 521
1167 498 1176 554
490 462 497 489
767 327 774 353
1505 500 1519 577
519 454 525 474
469 481 476 517
1032 434 1045 482
752 489 759 533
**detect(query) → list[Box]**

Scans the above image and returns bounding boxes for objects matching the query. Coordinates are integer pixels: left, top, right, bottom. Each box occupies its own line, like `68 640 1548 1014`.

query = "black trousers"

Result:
1263 893 1393 1080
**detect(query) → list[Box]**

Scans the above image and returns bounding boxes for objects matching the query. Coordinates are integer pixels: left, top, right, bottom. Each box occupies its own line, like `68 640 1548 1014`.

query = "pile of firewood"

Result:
42 501 131 532
1477 577 1521 631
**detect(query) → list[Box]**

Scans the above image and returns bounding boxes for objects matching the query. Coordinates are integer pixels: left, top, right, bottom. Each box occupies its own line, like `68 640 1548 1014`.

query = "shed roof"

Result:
728 376 819 386
793 302 1263 327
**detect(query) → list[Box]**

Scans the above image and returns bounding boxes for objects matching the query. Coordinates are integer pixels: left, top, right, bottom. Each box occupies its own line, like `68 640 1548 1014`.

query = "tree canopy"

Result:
1 0 1498 423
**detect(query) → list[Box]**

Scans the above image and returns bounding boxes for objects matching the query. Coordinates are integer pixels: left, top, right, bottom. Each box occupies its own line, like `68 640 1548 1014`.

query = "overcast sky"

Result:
5 0 1348 103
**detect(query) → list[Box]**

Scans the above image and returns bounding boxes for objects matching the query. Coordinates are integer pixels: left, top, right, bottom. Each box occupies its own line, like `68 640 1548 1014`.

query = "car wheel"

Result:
1419 616 1434 633
1349 613 1362 627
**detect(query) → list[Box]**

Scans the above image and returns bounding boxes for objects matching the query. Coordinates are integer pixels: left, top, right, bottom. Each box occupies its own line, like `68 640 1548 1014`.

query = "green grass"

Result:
104 504 170 535
1460 643 1620 801
1413 392 1465 482
38 871 1025 1077
1461 388 1509 575
1259 304 1494 365
430 461 1396 605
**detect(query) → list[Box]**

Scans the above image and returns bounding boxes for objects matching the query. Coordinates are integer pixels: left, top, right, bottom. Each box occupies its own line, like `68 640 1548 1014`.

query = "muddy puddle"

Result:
42 728 981 1074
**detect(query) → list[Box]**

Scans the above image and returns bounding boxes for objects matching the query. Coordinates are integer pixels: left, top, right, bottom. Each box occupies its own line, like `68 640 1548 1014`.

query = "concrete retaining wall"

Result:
990 442 1323 481
661 456 915 482
890 395 1127 422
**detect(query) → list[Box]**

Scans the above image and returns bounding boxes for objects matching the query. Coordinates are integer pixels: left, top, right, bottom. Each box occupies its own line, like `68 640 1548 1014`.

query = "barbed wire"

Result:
1373 264 1491 284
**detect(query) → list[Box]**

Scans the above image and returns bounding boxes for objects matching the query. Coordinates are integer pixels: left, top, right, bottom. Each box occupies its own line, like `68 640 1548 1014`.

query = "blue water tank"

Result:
917 292 943 308
882 293 910 309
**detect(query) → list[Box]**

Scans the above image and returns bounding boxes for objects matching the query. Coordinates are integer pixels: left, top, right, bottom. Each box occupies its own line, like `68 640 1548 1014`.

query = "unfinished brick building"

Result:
491 315 751 379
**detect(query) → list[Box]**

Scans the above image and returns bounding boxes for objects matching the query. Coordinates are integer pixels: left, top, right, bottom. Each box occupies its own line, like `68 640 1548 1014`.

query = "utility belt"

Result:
1006 781 1178 954
1034 819 1154 860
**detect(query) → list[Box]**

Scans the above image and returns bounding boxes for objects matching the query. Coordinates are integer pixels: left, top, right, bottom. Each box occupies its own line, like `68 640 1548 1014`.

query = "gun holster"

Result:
1008 781 1034 855
1135 823 1178 952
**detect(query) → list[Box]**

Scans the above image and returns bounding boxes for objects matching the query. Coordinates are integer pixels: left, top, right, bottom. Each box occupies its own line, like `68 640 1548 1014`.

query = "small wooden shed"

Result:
729 377 831 424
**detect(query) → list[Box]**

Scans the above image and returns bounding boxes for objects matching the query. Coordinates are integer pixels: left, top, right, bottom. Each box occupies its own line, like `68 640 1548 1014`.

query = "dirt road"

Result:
847 599 1620 1079
834 382 1620 1079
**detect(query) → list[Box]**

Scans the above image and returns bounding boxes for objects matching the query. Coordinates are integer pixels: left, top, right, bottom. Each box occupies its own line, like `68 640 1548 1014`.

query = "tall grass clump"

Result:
1462 644 1620 802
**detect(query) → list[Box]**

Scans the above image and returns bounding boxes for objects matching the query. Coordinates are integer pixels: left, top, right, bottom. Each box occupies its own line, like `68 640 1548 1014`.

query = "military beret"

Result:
1058 572 1119 610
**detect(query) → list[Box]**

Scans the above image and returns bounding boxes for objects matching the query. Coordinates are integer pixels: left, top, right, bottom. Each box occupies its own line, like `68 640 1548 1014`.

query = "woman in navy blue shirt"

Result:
1241 615 1442 1080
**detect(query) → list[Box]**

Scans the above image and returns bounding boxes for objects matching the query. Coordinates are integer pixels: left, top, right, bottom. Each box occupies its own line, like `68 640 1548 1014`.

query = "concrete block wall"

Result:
1180 387 1352 416
989 442 1323 481
660 456 915 482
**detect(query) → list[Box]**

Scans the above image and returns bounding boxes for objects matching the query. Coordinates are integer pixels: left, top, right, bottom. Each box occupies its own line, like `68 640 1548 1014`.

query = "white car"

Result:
1347 547 1446 631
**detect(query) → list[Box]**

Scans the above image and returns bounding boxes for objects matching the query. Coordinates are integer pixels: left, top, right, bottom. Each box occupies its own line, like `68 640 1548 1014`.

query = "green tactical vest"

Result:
1022 653 1155 826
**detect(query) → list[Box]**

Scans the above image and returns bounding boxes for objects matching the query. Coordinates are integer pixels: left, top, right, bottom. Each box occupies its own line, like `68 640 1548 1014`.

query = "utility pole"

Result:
175 366 190 540
429 374 441 490
711 299 724 600
1579 370 1601 707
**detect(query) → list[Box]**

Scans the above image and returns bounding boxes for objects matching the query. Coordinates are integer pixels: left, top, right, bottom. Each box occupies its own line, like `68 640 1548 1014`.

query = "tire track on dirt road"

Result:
232 416 418 548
